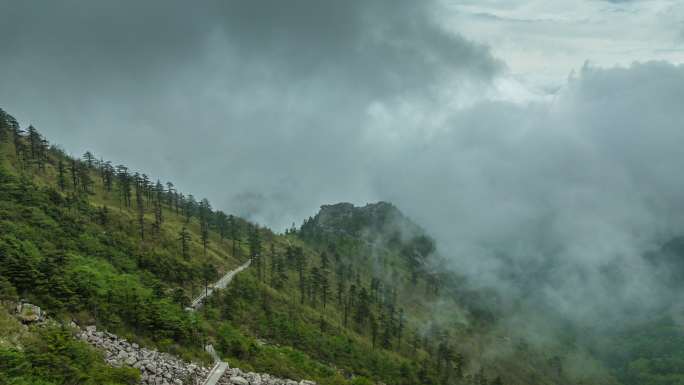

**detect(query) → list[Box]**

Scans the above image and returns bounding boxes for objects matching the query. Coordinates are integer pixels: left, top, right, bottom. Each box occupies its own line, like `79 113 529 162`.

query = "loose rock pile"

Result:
78 325 209 385
78 325 318 385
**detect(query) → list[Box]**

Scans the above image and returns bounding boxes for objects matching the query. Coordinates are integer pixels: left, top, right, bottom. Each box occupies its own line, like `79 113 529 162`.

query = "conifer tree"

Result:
337 280 345 306
269 243 277 286
78 163 93 194
153 180 163 233
179 226 191 259
70 158 79 192
185 194 197 222
82 151 95 168
397 307 405 348
9 116 22 156
249 224 263 280
0 108 7 143
135 174 145 240
276 252 287 289
310 266 321 306
228 215 240 257
294 246 306 304
116 165 131 207
354 287 370 326
26 125 41 161
370 313 379 350
57 160 66 191
201 262 218 297
97 206 109 226
381 308 393 349
320 268 330 308
102 161 114 192
216 211 228 241
141 174 151 204
38 138 49 171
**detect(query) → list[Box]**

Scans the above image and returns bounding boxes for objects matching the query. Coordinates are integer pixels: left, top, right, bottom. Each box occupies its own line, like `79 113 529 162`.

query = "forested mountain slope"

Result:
0 108 618 385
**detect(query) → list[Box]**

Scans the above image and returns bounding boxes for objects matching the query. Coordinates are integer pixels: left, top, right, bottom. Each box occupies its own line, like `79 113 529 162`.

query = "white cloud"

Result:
438 0 684 93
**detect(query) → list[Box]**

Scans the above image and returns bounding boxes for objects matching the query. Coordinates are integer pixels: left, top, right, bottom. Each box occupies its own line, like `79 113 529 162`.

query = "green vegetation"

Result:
0 305 139 385
0 107 641 385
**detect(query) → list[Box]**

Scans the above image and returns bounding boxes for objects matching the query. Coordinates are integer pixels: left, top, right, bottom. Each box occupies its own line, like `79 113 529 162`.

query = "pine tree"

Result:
82 151 95 168
397 307 406 347
79 163 93 194
216 211 228 241
276 252 287 289
381 308 393 349
118 165 132 207
354 287 370 326
97 206 109 226
38 138 49 171
201 262 217 298
228 215 240 257
102 161 114 192
9 116 23 156
153 180 163 234
70 158 79 192
135 174 145 240
26 125 41 161
269 243 277 286
185 194 197 222
320 269 330 308
295 247 306 304
199 198 211 256
337 280 345 306
0 108 8 143
370 277 380 303
309 266 321 306
141 174 151 204
370 313 379 349
57 160 66 191
320 251 330 271
179 226 191 259
249 224 263 280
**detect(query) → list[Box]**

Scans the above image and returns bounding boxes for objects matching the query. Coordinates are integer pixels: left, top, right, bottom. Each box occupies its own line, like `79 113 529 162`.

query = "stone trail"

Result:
190 260 251 309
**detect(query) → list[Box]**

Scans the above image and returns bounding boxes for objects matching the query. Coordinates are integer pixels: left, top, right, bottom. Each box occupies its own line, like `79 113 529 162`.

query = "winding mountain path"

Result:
190 259 251 385
190 259 251 309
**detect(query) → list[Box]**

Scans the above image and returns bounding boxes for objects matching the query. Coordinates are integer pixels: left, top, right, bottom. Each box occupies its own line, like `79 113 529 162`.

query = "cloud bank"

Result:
2 0 684 328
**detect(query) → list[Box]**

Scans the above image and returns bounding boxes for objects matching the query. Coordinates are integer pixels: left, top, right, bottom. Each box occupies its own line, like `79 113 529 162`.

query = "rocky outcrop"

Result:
300 201 426 242
15 302 45 323
78 325 209 385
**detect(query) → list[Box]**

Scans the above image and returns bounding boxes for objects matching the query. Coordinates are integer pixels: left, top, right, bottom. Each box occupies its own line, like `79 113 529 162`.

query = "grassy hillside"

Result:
0 108 620 385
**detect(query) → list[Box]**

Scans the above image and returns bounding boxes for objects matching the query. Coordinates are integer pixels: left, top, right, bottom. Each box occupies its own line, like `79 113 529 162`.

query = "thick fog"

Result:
2 0 684 328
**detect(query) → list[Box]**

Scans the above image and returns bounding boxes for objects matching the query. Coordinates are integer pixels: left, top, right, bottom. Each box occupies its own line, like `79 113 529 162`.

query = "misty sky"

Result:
3 0 684 325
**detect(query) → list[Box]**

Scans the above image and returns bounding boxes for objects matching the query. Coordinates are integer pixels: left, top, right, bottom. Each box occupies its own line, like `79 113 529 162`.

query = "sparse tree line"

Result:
1 108 247 262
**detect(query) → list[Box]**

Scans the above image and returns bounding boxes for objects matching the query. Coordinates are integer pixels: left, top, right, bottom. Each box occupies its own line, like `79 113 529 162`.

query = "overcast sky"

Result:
2 0 684 325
